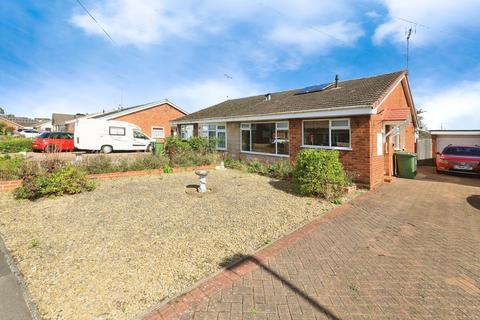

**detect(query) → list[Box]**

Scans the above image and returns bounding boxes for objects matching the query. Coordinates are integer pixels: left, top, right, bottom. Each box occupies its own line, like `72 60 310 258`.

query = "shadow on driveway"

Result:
467 195 480 210
219 254 342 320
416 166 480 188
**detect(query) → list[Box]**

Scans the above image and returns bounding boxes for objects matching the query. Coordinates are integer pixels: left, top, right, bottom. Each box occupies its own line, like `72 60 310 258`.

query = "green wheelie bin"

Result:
154 142 164 156
395 152 417 179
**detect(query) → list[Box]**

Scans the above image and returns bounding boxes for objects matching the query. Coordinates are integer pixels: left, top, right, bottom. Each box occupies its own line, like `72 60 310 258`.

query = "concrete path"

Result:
146 167 480 319
0 239 34 320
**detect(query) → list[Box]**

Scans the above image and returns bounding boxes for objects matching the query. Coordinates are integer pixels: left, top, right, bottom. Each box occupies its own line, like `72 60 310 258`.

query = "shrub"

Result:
0 155 24 180
79 155 113 174
162 165 173 173
224 158 244 170
293 149 347 200
0 137 32 153
14 166 95 200
171 149 219 167
128 154 169 171
224 158 293 180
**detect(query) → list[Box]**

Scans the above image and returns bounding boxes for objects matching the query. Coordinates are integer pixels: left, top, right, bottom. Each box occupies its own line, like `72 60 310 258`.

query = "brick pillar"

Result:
193 124 199 137
289 119 302 160
431 135 437 155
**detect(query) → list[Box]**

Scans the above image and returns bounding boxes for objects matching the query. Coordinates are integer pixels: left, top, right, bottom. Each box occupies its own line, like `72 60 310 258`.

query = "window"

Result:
303 119 351 149
109 126 125 136
241 122 289 156
200 124 227 150
133 130 149 140
180 125 194 140
151 127 165 139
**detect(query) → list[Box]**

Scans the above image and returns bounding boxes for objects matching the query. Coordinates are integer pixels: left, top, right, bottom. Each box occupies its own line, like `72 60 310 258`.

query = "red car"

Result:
436 145 480 174
32 132 75 152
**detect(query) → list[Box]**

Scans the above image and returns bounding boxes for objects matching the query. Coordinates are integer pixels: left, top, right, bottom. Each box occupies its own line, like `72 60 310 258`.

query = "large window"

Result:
109 126 126 136
241 122 289 156
180 125 194 140
200 124 226 150
303 119 351 149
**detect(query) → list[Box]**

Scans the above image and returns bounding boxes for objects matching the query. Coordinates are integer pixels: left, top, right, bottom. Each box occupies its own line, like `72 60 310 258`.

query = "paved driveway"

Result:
149 167 480 319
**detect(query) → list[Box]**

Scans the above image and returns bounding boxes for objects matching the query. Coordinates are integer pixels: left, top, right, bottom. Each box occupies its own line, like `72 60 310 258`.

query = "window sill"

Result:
301 145 352 151
240 151 289 158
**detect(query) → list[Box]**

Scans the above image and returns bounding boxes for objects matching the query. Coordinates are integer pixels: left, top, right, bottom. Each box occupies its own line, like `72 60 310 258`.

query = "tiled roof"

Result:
382 108 410 121
175 71 405 122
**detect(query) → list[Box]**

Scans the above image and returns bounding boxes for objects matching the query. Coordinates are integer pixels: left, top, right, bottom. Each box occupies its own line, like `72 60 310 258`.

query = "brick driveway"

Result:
147 167 480 320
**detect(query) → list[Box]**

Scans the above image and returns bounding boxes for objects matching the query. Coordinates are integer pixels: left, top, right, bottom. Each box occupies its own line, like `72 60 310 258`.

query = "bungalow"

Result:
172 71 418 188
63 100 188 141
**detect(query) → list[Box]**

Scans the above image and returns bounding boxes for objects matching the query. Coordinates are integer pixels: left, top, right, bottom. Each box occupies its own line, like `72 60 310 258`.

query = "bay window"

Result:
200 124 227 150
241 122 289 156
303 119 351 149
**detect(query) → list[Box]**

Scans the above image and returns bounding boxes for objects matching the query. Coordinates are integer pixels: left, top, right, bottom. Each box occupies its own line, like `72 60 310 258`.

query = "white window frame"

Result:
109 126 126 136
151 126 165 139
240 121 290 157
301 118 352 150
180 124 194 140
200 123 227 150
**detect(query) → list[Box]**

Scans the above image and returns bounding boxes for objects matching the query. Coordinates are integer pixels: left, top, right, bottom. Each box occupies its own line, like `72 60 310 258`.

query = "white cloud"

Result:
268 21 363 55
417 81 480 130
165 75 264 112
374 0 480 45
71 0 363 55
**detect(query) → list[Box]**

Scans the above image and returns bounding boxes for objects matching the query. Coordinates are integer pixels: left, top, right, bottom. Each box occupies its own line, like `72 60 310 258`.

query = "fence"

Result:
417 139 433 165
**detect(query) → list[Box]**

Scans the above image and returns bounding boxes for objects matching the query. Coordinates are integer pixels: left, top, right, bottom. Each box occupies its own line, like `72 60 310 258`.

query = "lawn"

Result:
0 169 353 319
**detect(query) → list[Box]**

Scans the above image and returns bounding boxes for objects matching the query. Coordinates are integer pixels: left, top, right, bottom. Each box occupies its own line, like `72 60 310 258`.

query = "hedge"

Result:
0 138 32 153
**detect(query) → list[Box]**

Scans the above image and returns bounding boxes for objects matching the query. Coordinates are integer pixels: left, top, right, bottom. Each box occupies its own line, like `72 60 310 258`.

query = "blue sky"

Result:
1 0 479 130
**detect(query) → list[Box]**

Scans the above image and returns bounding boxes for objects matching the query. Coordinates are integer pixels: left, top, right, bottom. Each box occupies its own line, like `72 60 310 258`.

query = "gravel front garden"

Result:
0 169 355 319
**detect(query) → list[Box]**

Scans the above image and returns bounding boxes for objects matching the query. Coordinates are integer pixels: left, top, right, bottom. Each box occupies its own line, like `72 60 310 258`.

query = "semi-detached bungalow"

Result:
172 71 418 188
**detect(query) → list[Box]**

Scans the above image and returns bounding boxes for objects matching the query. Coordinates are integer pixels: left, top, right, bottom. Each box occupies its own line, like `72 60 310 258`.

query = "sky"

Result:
1 0 479 130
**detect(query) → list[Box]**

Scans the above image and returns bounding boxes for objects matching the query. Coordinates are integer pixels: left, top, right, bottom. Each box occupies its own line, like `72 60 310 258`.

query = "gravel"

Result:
0 169 353 320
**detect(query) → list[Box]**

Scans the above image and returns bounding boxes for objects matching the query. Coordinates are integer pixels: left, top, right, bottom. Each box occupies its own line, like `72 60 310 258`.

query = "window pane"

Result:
241 123 250 130
276 129 289 155
109 126 125 136
208 125 216 130
241 130 250 151
303 121 329 146
217 125 226 130
276 122 289 130
208 130 216 140
217 132 226 149
331 129 350 147
252 123 275 154
331 120 349 127
152 127 164 138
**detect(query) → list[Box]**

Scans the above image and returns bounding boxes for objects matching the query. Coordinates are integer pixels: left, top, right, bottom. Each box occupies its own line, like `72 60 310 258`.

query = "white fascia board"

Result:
172 105 375 125
430 130 480 136
96 100 189 121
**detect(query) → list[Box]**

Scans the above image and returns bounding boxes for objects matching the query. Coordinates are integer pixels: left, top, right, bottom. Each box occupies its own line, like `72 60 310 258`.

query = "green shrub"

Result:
0 155 24 180
128 154 169 171
165 136 217 155
79 155 113 174
224 158 244 170
14 166 95 200
0 138 32 153
162 164 173 173
164 136 192 153
293 149 347 200
171 149 219 167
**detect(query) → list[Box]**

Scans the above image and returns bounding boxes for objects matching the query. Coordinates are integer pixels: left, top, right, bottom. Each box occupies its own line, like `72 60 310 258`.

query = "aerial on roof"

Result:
173 70 406 123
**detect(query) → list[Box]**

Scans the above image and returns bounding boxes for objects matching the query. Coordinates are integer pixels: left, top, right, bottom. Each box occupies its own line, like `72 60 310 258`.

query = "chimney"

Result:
334 74 339 88
265 93 271 101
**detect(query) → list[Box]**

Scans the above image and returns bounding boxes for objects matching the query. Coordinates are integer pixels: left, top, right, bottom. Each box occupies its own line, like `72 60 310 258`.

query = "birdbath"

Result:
195 170 209 193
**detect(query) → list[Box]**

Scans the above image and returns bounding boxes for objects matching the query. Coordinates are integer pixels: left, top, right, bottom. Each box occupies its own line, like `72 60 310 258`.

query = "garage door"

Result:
437 135 480 153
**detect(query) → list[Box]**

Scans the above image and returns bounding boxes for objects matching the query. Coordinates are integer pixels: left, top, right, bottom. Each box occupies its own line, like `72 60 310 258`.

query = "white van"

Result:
74 119 155 153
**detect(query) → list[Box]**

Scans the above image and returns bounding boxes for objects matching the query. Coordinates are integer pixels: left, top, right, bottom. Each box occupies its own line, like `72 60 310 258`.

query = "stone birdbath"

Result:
195 170 209 193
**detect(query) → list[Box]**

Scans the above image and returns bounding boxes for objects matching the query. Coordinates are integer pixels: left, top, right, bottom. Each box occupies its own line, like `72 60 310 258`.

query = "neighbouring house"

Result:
52 113 84 132
35 119 53 132
0 116 24 132
66 100 188 141
430 130 480 155
172 71 417 188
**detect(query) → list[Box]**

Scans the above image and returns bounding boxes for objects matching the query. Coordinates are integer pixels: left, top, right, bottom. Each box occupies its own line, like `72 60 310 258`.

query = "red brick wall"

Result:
115 103 186 140
288 116 372 187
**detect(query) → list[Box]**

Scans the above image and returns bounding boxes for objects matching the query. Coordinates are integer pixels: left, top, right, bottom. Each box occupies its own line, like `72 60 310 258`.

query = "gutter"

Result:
172 104 375 125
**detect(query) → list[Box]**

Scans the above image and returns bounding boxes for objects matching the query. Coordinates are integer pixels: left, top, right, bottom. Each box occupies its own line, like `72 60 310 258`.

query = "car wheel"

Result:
101 145 113 154
45 144 57 153
146 143 153 153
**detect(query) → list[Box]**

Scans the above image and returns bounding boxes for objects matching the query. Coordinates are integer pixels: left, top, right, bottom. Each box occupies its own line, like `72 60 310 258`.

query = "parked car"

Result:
74 119 154 153
436 145 480 174
32 132 75 152
17 129 40 138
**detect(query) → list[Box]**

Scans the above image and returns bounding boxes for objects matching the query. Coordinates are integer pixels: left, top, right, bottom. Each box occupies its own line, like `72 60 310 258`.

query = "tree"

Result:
0 106 4 115
416 108 427 131
0 122 6 135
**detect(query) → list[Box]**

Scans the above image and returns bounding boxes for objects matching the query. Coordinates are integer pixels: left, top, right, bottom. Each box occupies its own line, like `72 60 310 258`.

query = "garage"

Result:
431 130 480 154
